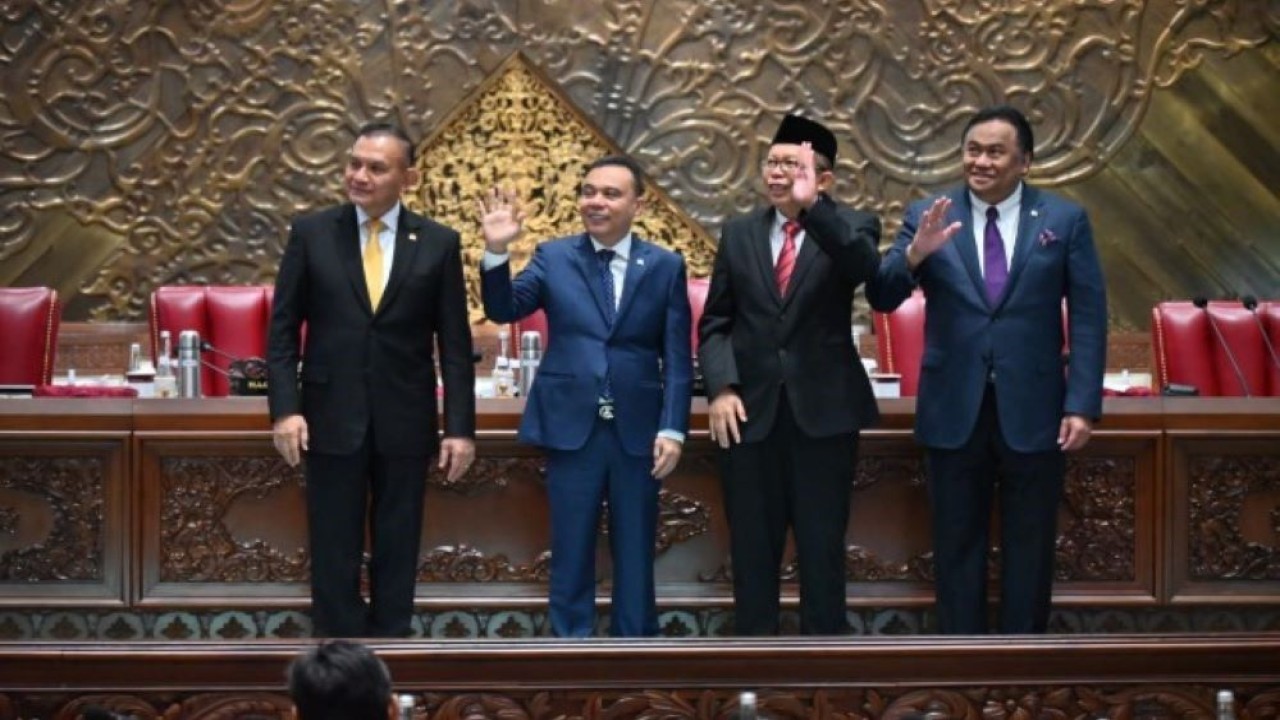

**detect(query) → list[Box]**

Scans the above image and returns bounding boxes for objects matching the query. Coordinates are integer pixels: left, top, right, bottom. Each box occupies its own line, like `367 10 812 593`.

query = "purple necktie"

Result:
983 206 1008 305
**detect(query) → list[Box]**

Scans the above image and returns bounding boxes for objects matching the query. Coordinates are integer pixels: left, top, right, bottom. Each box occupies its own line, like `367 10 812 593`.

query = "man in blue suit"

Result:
867 105 1107 634
478 156 693 637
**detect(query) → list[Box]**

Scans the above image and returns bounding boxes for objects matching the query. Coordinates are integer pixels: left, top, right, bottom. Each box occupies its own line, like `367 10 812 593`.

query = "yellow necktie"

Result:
363 218 384 309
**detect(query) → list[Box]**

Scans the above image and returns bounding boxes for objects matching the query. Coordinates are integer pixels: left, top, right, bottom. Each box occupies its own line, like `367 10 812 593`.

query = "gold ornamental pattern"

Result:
0 2 1275 327
406 54 716 322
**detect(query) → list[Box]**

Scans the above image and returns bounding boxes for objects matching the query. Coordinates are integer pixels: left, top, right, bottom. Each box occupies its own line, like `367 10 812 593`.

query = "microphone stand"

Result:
1193 297 1251 396
1242 295 1280 372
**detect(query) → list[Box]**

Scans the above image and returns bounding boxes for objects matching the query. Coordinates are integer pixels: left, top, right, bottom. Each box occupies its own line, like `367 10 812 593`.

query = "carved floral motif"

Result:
0 455 105 582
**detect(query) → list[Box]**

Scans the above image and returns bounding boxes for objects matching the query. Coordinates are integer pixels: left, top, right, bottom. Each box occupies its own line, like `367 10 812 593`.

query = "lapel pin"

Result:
636 258 645 266
1030 209 1039 218
408 232 418 242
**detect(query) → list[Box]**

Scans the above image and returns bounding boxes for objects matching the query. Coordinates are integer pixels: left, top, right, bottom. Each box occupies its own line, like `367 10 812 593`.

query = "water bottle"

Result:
519 330 542 398
397 693 415 720
1216 690 1235 720
177 330 202 398
493 325 515 398
154 330 178 398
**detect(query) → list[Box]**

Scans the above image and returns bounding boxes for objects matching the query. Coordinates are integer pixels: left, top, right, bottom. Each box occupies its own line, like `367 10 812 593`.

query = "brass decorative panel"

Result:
1 2 1274 329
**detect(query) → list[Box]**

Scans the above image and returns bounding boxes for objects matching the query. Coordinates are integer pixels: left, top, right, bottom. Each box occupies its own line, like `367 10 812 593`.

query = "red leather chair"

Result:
874 291 1072 397
1152 300 1277 396
873 289 925 396
150 286 274 397
0 287 59 386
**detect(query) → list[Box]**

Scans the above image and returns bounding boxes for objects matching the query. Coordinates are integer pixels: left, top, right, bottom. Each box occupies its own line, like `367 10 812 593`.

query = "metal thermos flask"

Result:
519 331 542 398
177 330 202 398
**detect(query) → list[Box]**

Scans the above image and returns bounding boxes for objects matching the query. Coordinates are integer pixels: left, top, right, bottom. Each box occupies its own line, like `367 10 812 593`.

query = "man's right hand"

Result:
708 389 747 450
272 414 308 467
907 196 962 269
476 186 525 253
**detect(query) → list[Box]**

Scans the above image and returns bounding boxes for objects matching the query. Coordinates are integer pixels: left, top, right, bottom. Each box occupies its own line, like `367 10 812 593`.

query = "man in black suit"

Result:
268 122 476 637
699 114 881 635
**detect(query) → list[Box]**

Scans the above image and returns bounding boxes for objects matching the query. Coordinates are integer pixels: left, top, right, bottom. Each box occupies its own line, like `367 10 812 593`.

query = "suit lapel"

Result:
615 237 652 329
573 234 615 326
334 205 372 312
747 208 780 305
377 210 424 314
1003 185 1043 301
949 189 987 305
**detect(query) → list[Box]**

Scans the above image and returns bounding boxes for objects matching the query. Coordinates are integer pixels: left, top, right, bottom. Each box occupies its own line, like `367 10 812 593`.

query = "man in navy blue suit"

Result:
478 156 693 637
868 105 1108 634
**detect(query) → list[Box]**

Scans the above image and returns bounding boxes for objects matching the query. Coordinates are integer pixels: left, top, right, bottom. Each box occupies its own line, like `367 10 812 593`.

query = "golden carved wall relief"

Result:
0 1 1275 328
406 53 716 322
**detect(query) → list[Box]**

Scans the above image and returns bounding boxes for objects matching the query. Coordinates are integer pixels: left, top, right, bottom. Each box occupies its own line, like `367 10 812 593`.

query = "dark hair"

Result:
584 155 645 197
287 640 393 720
356 121 416 166
962 105 1034 160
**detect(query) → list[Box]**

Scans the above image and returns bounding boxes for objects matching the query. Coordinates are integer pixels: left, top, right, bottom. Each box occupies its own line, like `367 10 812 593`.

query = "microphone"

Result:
199 340 269 396
1241 295 1280 371
1193 296 1251 396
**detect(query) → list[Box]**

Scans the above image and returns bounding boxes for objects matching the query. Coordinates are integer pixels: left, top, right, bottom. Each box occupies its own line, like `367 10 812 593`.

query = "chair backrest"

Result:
150 286 274 397
0 287 59 385
687 276 710 354
872 289 926 396
1152 300 1278 396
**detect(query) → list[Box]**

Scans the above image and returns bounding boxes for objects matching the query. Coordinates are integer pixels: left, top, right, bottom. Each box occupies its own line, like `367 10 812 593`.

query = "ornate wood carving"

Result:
1056 455 1137 582
159 456 308 583
1188 454 1280 581
2 685 1277 720
0 456 104 582
429 456 543 494
418 544 550 584
1 3 1274 329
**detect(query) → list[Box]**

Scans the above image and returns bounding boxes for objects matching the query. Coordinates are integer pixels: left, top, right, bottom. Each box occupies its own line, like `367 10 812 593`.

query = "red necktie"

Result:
776 220 800 295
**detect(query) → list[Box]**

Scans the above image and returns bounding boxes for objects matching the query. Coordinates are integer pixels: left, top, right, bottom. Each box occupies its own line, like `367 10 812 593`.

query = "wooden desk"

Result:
1 397 1277 612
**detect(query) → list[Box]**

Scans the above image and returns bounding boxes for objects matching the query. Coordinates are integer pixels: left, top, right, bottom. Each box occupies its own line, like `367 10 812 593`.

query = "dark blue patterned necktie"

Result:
984 206 1008 305
597 248 617 325
597 248 616 400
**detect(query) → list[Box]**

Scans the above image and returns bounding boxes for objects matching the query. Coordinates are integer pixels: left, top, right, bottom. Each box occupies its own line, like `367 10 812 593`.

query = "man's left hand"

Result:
1058 415 1093 452
652 436 682 479
438 437 476 482
789 142 820 209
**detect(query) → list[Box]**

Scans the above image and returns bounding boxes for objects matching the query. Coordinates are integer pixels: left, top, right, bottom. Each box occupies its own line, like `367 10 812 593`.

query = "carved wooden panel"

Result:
1169 435 1280 602
1 2 1275 330
7 685 1275 720
2 637 1279 719
0 439 126 604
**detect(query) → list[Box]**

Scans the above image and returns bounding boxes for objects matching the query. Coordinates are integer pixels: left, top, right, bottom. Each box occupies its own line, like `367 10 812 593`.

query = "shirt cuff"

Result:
657 429 685 444
482 250 510 270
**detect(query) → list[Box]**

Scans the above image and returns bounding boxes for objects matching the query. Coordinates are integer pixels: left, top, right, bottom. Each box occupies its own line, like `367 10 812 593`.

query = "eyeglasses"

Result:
761 158 803 172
